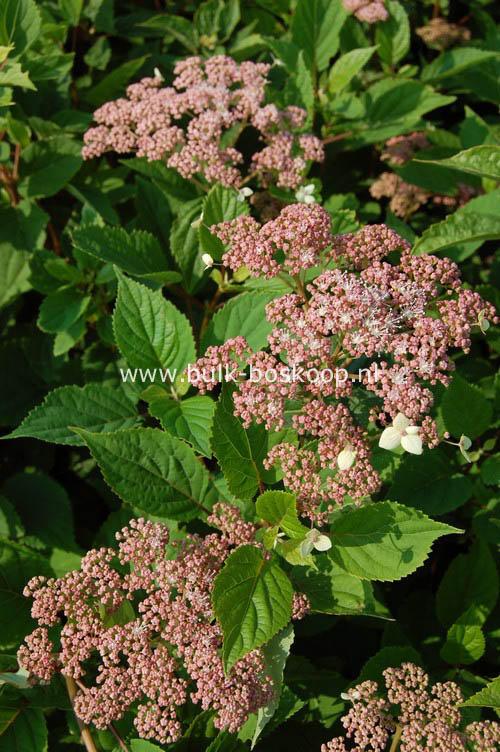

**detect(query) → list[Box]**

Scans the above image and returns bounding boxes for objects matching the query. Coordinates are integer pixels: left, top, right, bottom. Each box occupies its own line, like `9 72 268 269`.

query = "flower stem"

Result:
389 724 403 752
64 674 100 752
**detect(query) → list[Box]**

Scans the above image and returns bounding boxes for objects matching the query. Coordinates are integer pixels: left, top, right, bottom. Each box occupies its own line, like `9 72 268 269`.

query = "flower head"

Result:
379 413 423 455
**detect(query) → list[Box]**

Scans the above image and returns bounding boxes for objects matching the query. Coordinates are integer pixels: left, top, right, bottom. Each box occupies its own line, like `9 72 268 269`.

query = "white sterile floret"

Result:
153 67 164 81
478 309 490 334
300 528 332 557
295 183 316 204
458 434 472 462
337 446 356 470
379 413 423 455
201 253 214 270
237 187 253 202
190 214 203 229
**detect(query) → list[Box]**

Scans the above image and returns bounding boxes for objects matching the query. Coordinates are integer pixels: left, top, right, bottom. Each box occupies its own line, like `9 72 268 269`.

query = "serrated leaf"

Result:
37 287 90 334
74 427 216 521
414 145 500 182
441 617 485 666
113 271 195 380
199 184 249 262
292 557 391 618
413 212 500 255
256 491 308 539
72 224 169 277
146 390 215 457
462 676 500 709
357 645 421 685
4 384 139 445
441 374 493 439
328 46 377 94
170 197 205 293
251 624 294 748
436 541 499 629
212 545 293 673
0 245 31 310
18 136 82 198
200 292 275 353
0 61 35 89
375 1 409 67
291 0 347 73
329 501 461 582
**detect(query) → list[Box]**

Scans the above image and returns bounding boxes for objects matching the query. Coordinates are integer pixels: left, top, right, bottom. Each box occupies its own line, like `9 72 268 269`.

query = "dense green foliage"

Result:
0 1 499 751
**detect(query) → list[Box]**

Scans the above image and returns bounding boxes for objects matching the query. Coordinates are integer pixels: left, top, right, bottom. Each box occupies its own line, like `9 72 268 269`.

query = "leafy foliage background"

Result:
0 1 499 751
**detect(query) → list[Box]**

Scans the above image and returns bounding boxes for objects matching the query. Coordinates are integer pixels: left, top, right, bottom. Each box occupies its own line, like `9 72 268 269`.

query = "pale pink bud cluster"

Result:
322 663 500 752
381 132 429 166
17 511 276 744
82 55 323 189
192 206 497 521
343 0 388 23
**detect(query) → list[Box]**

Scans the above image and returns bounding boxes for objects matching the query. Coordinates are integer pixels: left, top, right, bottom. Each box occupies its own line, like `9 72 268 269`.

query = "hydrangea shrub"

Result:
0 1 499 751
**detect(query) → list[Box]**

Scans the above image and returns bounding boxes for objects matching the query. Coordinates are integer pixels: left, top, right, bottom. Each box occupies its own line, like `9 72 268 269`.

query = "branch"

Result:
63 674 100 752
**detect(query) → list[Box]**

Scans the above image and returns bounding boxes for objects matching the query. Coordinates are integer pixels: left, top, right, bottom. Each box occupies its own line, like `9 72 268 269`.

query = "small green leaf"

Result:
212 545 293 673
256 491 308 539
113 270 196 378
251 624 294 748
441 616 485 666
329 501 461 582
37 288 90 334
146 390 215 457
441 374 493 440
436 541 499 629
375 1 410 67
200 292 276 354
199 184 249 261
328 46 377 94
415 145 500 182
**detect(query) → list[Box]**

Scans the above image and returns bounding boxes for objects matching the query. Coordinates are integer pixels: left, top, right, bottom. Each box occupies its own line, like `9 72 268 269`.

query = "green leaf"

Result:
0 539 53 650
256 491 308 539
291 0 347 73
251 624 294 748
357 646 421 685
416 144 500 182
292 557 391 618
0 0 40 55
72 225 170 278
413 212 500 255
462 676 500 710
0 705 47 752
138 15 198 54
212 545 293 673
375 1 409 67
386 450 473 516
328 46 377 94
59 0 83 26
146 390 215 457
200 292 276 353
290 51 314 116
113 271 195 379
0 61 35 89
199 184 249 262
0 496 24 539
85 55 149 106
5 384 139 445
0 246 30 310
481 455 500 486
329 501 461 582
421 47 500 83
441 616 486 666
170 197 206 293
212 387 259 500
2 472 76 551
130 740 164 752
37 288 90 334
74 427 216 521
441 374 493 440
436 542 499 629
18 137 82 198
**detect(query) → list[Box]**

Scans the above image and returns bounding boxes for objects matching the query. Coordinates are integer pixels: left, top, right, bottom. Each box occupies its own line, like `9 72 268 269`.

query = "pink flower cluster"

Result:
82 55 324 189
343 0 388 23
17 508 279 744
322 662 500 751
381 132 429 166
191 205 497 522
